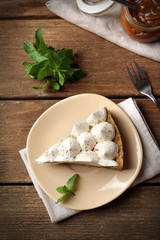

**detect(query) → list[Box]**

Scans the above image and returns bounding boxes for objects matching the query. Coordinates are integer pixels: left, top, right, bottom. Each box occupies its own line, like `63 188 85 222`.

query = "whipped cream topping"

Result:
91 122 115 142
87 107 107 126
94 141 118 160
77 132 96 151
75 151 99 163
36 107 119 167
59 137 80 158
71 120 89 137
35 142 60 163
98 159 119 167
54 155 75 163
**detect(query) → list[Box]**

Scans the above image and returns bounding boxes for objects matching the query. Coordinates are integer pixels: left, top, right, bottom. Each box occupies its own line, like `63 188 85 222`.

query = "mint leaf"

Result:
56 174 79 204
66 174 78 192
48 77 60 90
32 80 49 89
23 41 47 63
47 49 62 69
50 81 60 91
37 63 53 80
72 68 86 81
57 49 74 67
23 28 86 91
56 185 68 193
56 193 68 204
48 46 56 52
35 28 47 50
29 60 48 78
23 62 34 78
58 71 65 86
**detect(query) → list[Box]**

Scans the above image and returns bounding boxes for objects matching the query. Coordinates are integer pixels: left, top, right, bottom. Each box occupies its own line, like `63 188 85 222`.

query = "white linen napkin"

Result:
19 98 160 223
46 0 160 62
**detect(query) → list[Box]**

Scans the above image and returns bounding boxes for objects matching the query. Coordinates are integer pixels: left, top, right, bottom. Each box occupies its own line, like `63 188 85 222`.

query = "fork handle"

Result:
148 94 160 110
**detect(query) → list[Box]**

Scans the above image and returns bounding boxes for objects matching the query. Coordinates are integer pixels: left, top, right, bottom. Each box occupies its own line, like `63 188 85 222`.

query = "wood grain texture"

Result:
0 100 58 183
0 20 160 99
0 185 160 240
0 99 159 184
0 0 55 19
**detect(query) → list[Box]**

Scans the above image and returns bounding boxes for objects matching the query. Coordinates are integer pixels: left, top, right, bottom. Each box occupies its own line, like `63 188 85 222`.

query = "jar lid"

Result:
76 0 116 16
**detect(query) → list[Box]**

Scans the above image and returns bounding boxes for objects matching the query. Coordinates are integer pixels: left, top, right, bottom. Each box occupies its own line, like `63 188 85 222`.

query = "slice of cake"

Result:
36 107 124 170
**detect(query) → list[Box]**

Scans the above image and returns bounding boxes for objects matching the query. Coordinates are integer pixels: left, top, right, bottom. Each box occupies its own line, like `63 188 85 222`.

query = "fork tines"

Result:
126 60 149 87
126 60 160 110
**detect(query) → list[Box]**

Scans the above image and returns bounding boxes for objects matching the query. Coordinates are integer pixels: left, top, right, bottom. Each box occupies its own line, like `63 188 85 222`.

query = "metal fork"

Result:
126 60 160 110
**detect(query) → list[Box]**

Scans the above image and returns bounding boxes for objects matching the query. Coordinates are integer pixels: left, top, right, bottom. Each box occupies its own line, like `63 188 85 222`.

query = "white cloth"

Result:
46 0 160 62
19 98 160 223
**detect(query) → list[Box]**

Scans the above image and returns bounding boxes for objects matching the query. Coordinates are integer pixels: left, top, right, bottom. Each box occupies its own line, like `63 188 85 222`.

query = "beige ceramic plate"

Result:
27 94 143 210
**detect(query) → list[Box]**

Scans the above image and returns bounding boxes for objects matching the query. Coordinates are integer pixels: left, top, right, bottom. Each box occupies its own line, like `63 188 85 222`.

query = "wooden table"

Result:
0 1 160 239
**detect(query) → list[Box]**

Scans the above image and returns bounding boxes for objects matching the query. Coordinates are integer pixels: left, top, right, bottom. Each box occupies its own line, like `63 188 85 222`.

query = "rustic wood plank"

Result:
0 185 160 240
0 99 159 184
0 19 160 99
0 100 58 183
0 0 56 19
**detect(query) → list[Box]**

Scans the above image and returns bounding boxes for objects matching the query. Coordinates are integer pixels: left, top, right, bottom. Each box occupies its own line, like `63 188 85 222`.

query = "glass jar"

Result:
120 4 160 43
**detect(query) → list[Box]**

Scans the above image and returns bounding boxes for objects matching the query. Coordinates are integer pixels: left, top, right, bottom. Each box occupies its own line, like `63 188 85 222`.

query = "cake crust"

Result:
106 108 124 171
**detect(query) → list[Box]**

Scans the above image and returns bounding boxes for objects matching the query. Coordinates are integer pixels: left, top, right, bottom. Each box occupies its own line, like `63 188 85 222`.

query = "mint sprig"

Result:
23 28 86 90
56 174 79 204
